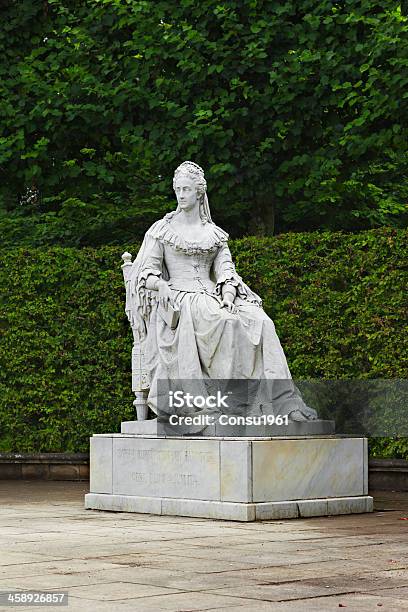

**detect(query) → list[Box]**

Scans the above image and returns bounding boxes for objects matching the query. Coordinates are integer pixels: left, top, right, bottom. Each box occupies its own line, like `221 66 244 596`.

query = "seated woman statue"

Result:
126 161 317 423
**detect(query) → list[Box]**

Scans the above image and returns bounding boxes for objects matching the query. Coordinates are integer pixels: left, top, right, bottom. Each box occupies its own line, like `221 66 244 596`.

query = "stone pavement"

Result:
0 482 407 611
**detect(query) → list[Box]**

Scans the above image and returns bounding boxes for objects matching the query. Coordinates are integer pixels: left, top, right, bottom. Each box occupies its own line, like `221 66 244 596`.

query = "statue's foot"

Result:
289 408 318 422
289 409 308 422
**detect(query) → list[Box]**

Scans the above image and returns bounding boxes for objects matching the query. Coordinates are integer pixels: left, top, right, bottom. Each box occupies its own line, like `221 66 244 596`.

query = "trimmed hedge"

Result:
0 228 406 454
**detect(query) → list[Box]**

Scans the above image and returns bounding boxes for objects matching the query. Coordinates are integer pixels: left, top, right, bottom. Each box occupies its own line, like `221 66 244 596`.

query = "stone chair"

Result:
121 252 149 421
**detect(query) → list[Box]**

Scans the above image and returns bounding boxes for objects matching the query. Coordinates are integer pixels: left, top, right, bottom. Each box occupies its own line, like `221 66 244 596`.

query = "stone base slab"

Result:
86 434 371 521
85 493 373 522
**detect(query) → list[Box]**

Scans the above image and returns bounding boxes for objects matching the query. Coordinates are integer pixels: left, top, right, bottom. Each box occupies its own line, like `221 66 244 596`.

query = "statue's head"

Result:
172 161 211 223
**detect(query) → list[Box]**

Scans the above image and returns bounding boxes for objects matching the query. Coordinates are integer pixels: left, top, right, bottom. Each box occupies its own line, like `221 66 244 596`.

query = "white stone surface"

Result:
85 493 161 515
112 437 220 500
366 495 374 512
87 434 372 521
255 501 298 520
121 419 157 435
252 437 365 502
220 440 252 502
298 499 329 517
85 493 373 522
161 498 256 522
327 496 371 515
90 435 368 503
123 161 318 424
89 437 112 494
363 437 369 495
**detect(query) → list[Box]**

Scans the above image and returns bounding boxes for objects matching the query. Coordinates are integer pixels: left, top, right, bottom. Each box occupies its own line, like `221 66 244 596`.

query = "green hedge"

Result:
0 228 406 454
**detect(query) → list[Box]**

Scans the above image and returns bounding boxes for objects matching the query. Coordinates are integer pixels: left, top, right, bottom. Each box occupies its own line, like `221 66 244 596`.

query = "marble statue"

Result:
123 161 317 423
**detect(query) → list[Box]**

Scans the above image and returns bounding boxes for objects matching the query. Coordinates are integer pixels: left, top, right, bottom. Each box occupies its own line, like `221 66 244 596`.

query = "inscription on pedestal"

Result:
113 438 221 500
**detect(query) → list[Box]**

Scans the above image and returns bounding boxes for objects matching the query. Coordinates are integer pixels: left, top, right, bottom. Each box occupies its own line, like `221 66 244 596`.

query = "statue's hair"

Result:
172 160 212 223
173 161 207 195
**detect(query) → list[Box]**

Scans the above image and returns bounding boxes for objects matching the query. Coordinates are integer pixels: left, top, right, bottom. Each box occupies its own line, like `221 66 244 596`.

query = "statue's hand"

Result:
157 280 174 309
220 298 238 314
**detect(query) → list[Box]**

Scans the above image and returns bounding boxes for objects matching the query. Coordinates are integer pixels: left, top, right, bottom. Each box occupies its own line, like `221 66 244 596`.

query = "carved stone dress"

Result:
127 214 316 420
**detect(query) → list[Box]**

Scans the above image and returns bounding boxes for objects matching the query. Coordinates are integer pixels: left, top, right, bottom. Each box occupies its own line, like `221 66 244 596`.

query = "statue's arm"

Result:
212 242 263 308
213 244 237 289
140 240 173 307
138 238 164 288
212 244 238 311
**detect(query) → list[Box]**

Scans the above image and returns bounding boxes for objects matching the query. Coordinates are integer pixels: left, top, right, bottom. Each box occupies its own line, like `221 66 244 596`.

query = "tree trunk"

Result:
248 199 275 236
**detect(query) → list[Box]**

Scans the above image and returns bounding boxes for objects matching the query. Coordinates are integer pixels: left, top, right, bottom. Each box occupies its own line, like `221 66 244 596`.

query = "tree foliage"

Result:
0 0 407 245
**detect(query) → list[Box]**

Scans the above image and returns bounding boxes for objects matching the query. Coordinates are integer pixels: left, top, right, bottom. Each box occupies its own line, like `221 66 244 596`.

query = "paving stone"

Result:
92 591 272 611
0 481 407 611
220 595 408 611
60 581 182 601
206 570 408 602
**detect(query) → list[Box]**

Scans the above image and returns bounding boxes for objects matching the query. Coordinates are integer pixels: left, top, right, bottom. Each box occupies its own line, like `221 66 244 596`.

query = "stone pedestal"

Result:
85 434 372 521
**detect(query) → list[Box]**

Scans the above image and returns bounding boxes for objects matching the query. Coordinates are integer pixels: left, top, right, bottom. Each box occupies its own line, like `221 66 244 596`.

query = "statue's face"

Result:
174 176 198 212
